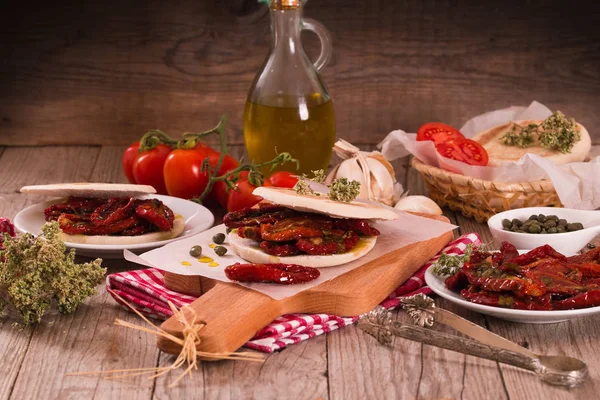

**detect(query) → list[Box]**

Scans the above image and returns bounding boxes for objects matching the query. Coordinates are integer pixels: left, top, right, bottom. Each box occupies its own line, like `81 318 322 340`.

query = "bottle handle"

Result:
301 18 332 71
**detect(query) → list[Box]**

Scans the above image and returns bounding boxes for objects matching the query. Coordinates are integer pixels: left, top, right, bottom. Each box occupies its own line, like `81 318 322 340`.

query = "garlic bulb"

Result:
394 195 443 215
326 139 402 206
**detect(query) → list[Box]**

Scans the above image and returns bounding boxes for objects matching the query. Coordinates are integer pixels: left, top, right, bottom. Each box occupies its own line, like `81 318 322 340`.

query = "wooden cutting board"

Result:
159 213 453 356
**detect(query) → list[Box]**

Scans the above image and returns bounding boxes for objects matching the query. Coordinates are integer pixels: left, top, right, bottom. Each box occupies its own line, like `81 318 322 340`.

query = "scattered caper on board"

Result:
214 246 227 256
213 233 226 244
502 214 584 234
189 245 203 257
226 227 232 234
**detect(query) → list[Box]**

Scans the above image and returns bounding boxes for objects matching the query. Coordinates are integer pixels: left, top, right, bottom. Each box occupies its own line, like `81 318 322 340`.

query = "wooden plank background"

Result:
1 0 599 147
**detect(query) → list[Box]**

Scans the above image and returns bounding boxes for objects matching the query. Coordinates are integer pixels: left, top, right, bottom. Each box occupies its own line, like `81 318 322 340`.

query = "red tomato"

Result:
268 171 298 188
435 138 488 166
227 176 263 212
209 153 240 208
122 142 140 184
132 144 172 194
163 145 217 199
456 139 488 166
417 122 465 146
436 141 467 163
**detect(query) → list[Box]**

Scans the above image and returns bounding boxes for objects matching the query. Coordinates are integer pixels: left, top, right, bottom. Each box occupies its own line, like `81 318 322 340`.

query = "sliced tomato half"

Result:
417 122 465 146
436 140 468 163
457 138 489 166
436 138 488 166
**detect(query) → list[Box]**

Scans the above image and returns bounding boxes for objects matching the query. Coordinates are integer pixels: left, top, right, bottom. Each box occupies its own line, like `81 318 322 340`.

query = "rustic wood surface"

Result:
1 0 599 147
0 144 599 399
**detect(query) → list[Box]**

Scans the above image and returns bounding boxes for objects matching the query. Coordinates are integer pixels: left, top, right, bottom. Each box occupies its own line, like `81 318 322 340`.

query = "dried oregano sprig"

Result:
500 123 538 148
0 222 106 325
328 177 361 202
539 111 580 153
430 244 474 277
499 111 581 153
295 170 361 202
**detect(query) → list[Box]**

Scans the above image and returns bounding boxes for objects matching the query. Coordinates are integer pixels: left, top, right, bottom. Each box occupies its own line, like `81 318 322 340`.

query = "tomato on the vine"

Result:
163 145 217 199
122 142 140 184
417 122 464 146
227 171 263 212
268 171 298 188
209 153 240 208
131 144 173 195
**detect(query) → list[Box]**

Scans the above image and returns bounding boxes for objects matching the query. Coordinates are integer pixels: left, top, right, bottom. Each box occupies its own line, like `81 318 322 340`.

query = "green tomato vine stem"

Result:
138 113 299 205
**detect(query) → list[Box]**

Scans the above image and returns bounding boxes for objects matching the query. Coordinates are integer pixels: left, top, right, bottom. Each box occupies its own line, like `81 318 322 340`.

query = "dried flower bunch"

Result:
0 221 106 325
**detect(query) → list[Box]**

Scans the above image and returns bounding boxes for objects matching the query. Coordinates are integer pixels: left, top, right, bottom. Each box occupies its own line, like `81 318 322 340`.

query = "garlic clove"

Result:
394 195 443 215
336 158 369 199
365 157 396 205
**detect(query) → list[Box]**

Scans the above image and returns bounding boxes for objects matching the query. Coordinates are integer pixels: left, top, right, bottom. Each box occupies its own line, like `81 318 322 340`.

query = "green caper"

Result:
537 214 547 223
511 218 522 227
547 215 559 222
529 215 538 221
226 227 233 234
547 227 558 234
528 224 542 234
189 245 203 257
558 219 567 227
556 225 566 233
502 219 512 229
567 223 579 232
214 246 227 256
544 220 557 228
212 233 226 244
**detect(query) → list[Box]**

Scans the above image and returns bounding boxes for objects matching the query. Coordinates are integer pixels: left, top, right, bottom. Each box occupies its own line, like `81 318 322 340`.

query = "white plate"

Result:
425 266 600 324
13 194 214 258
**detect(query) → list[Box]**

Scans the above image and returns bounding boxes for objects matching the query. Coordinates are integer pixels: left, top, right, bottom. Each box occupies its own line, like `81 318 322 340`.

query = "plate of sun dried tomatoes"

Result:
14 194 214 258
425 241 600 324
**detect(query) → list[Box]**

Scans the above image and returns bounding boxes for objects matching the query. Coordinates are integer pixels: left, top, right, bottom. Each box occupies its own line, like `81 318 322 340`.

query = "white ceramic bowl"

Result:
488 207 600 254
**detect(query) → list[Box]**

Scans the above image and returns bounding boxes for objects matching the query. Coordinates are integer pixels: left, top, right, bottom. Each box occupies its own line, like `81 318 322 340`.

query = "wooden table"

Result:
1 144 599 400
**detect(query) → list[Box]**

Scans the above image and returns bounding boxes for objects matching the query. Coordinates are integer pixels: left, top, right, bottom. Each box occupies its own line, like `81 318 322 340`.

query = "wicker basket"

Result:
411 158 562 223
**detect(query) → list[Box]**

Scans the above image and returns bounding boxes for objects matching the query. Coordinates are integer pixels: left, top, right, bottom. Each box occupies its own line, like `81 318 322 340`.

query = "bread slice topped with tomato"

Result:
20 183 185 245
223 186 398 268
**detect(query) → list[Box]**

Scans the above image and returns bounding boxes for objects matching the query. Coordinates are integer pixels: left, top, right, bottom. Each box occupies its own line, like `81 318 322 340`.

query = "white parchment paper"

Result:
378 101 600 209
124 212 456 300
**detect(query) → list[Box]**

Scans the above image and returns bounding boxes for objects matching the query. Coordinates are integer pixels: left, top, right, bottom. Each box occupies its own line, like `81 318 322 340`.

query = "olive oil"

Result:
243 95 336 176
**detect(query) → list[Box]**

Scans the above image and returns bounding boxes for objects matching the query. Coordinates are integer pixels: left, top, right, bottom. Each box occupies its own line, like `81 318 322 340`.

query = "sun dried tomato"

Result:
296 231 360 255
259 241 301 256
566 247 600 264
493 241 519 265
260 216 331 242
223 206 298 228
58 214 139 235
332 219 380 236
460 287 552 310
445 270 468 291
224 262 320 285
135 198 174 231
553 289 600 310
464 269 546 297
510 245 566 266
90 197 136 226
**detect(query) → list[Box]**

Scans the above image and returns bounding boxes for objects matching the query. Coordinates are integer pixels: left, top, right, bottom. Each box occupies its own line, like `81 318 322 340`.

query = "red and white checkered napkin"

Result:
107 233 481 353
